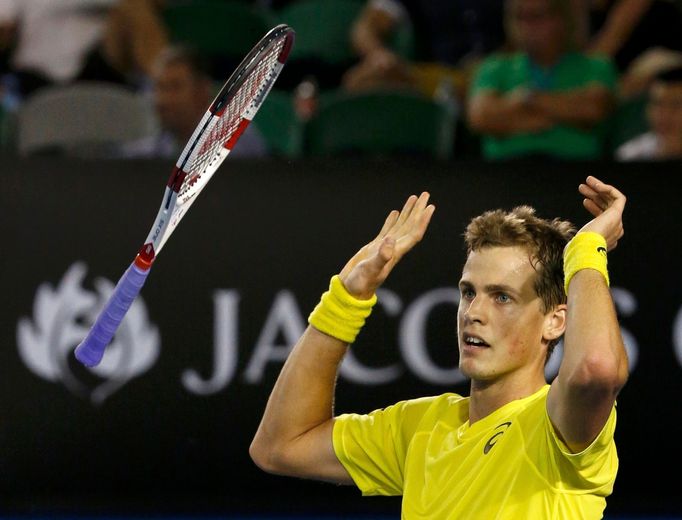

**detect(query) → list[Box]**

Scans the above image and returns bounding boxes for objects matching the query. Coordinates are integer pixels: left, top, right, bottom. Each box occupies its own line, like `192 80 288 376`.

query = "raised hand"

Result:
577 176 626 251
339 192 436 299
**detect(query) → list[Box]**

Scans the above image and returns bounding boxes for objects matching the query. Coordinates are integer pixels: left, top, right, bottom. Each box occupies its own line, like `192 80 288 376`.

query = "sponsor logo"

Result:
17 262 160 405
483 421 512 454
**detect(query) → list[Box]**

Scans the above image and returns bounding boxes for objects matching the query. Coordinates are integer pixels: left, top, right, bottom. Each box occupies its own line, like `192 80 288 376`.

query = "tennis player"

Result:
250 175 628 519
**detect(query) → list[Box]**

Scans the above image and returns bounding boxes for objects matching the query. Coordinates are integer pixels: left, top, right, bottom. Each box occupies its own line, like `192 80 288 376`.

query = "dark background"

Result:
1 157 680 518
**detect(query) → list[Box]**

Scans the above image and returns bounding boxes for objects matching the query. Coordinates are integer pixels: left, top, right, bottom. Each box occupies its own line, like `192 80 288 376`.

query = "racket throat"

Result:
135 243 156 270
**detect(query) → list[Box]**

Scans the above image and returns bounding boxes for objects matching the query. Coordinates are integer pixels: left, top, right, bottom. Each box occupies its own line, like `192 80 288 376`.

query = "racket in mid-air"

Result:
74 24 295 367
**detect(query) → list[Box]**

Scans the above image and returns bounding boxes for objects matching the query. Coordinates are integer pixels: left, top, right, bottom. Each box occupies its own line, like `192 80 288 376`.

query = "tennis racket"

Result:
74 24 295 367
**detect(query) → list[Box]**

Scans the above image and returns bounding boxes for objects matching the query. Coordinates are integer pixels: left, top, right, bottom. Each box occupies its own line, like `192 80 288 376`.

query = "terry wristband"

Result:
308 275 377 344
563 231 609 295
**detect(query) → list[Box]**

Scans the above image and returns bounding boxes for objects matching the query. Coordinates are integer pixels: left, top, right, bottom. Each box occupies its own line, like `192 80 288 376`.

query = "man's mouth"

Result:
463 334 490 348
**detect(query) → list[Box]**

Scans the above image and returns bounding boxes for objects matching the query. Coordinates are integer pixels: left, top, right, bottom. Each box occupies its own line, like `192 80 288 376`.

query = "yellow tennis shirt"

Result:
333 385 618 519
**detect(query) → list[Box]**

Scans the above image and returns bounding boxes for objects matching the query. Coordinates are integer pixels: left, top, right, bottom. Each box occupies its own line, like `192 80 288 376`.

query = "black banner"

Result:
1 156 680 517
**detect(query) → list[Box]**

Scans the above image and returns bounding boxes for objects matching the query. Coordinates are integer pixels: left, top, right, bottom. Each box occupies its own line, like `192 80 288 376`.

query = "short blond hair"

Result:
464 205 576 356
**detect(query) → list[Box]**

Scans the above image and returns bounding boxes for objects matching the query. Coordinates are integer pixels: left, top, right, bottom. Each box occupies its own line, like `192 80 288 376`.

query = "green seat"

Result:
604 95 649 155
303 89 457 159
277 0 364 66
252 89 303 157
277 0 414 65
163 1 276 64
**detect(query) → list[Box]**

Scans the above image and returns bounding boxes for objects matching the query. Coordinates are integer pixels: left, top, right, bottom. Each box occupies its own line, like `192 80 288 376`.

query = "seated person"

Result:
341 0 506 103
616 66 682 160
117 44 267 159
0 0 118 97
467 0 617 160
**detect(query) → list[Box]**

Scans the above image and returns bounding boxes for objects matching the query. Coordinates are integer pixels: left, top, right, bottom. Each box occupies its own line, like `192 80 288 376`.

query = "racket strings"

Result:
178 39 286 202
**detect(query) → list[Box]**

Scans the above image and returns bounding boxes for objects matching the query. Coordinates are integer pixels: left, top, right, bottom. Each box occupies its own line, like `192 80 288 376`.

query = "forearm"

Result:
351 6 395 56
589 0 652 57
561 270 628 391
250 326 347 470
531 88 613 127
467 93 553 135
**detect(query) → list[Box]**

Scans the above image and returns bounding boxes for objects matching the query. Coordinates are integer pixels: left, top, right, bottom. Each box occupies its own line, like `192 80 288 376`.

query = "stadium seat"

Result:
15 82 158 157
276 0 414 65
303 89 457 159
163 0 276 74
604 95 649 155
251 89 303 158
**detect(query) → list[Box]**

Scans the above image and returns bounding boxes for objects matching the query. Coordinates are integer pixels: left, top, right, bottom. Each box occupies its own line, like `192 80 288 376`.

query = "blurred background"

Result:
1 0 681 519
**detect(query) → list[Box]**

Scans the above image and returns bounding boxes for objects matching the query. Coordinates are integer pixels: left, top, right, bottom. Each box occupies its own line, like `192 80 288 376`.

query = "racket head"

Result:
154 24 295 254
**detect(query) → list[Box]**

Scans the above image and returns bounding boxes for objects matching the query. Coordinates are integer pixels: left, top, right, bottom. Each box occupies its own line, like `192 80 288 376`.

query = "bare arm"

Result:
250 193 436 482
467 90 554 136
350 2 398 57
589 0 653 58
548 176 629 453
529 85 614 128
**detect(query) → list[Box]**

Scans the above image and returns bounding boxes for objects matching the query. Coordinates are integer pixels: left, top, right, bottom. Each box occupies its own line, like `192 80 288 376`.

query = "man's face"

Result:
508 0 566 52
457 246 550 383
647 80 682 141
153 62 210 135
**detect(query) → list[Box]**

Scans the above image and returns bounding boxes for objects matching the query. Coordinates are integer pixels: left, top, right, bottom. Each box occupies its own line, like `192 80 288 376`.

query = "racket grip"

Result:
74 261 151 367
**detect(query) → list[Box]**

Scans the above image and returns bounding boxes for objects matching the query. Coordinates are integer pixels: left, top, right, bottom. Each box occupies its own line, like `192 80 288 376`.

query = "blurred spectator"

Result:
80 0 169 90
616 66 682 160
0 0 118 97
116 44 267 159
615 47 682 100
467 0 617 160
341 0 506 103
586 0 682 99
588 0 682 71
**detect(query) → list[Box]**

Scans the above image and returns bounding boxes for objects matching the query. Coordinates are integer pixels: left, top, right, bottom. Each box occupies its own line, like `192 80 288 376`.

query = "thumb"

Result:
360 236 395 279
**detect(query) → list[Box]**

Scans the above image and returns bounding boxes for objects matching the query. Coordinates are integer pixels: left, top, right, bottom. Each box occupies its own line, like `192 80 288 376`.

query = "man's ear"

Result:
543 303 567 342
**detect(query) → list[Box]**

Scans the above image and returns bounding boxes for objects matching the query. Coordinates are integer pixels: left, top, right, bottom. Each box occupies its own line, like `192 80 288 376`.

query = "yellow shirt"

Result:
333 385 618 519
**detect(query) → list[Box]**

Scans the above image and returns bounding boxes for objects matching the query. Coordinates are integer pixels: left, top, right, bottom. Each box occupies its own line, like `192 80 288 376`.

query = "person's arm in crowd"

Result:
0 0 17 52
547 176 629 453
350 1 401 58
250 193 435 483
589 0 653 58
103 0 168 78
528 85 615 128
467 89 555 136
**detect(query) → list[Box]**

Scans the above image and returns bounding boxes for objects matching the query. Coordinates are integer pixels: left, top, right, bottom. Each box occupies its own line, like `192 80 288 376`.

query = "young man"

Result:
116 44 267 159
250 176 628 519
616 66 682 160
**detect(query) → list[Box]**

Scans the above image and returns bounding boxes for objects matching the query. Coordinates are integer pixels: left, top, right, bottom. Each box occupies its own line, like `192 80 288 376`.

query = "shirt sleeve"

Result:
332 396 437 496
585 55 619 91
547 404 619 495
469 55 505 97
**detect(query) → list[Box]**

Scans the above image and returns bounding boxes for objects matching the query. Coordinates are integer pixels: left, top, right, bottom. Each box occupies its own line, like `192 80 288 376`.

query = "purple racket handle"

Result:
74 260 151 367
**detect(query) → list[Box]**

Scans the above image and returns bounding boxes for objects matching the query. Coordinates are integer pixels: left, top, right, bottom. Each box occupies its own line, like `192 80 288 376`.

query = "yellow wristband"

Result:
563 231 609 295
308 275 377 344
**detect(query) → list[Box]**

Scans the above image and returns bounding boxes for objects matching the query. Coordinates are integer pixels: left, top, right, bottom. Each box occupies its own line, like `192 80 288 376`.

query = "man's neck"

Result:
527 45 565 69
467 372 546 424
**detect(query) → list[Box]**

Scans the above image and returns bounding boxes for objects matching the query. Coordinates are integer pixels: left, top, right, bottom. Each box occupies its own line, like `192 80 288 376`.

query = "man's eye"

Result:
497 293 511 303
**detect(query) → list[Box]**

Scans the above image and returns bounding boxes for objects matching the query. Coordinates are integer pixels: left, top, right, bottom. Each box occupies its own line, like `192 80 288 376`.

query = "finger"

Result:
376 210 400 240
361 236 396 279
395 192 431 235
395 203 436 253
392 194 419 231
583 198 603 217
585 176 626 203
579 183 610 211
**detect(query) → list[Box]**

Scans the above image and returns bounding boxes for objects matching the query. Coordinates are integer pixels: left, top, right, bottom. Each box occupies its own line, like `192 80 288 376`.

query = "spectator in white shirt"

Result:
0 0 118 96
616 66 682 160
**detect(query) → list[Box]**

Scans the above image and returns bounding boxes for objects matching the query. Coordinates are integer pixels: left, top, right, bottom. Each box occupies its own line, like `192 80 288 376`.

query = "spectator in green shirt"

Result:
467 0 617 160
